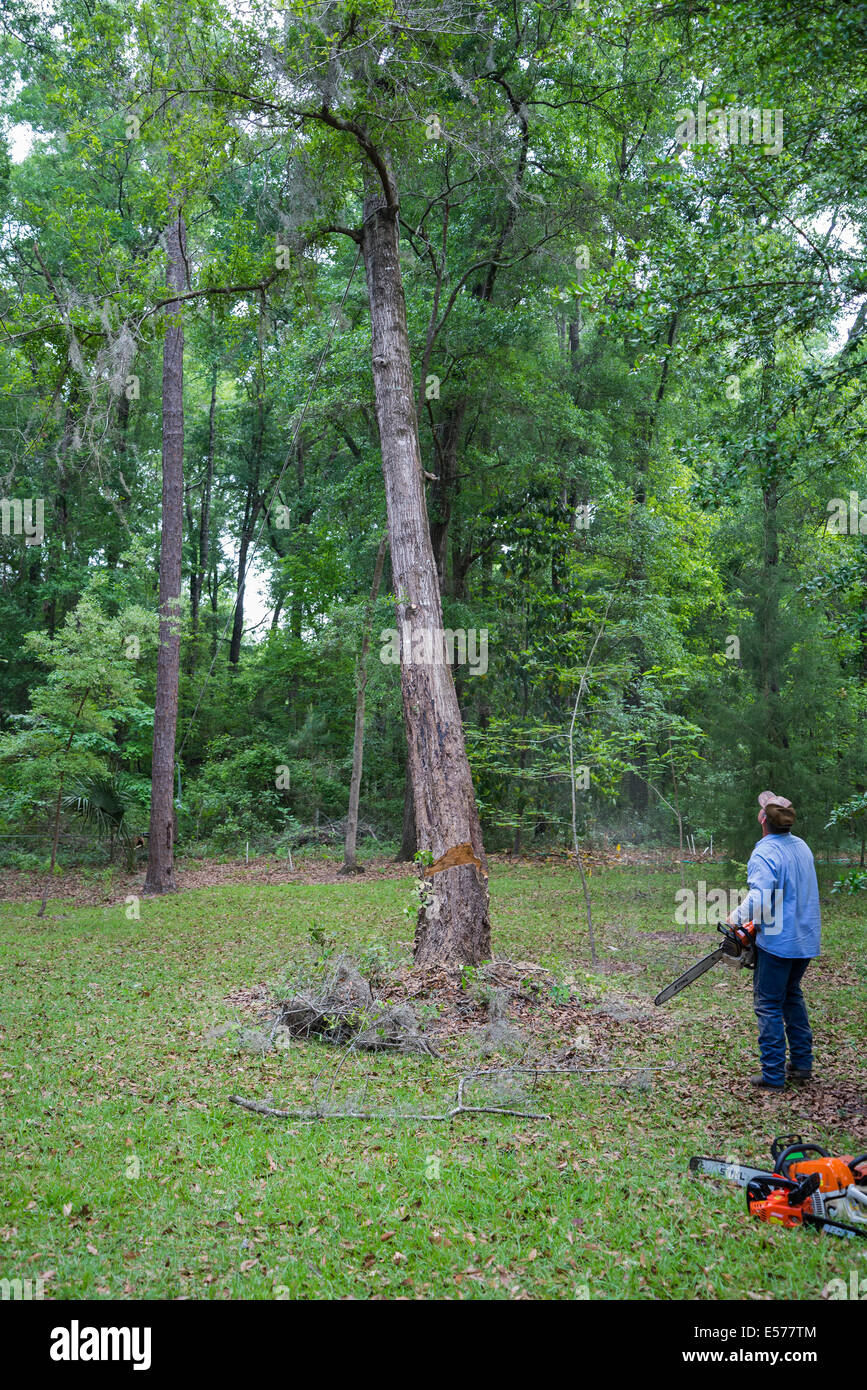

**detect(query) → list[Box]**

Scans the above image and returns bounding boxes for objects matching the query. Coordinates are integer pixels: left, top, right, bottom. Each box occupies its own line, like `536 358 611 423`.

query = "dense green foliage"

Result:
2 1 867 864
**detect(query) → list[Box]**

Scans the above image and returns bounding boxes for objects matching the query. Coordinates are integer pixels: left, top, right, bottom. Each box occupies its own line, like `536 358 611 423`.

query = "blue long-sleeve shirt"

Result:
733 833 821 958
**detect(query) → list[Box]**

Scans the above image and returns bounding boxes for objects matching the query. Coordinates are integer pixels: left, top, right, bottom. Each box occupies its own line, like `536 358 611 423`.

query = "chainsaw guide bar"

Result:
654 920 758 1006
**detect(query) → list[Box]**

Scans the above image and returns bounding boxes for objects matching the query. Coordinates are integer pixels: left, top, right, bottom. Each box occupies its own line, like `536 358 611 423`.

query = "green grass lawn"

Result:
1 861 865 1300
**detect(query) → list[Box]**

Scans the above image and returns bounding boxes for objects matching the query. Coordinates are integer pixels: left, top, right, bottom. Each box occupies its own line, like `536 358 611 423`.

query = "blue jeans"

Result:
753 947 813 1085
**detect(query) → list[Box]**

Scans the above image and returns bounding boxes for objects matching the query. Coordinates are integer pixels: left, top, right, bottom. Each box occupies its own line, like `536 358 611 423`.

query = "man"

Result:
727 791 821 1091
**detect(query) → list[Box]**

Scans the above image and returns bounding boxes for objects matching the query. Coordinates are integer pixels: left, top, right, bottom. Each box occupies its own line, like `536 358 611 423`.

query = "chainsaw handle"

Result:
775 1142 830 1178
791 1172 822 1206
747 1171 820 1210
718 919 756 948
717 919 757 970
771 1133 807 1165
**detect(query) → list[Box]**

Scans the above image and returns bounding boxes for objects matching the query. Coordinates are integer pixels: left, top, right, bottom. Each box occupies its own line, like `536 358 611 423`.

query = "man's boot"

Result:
786 1063 812 1082
750 1074 785 1091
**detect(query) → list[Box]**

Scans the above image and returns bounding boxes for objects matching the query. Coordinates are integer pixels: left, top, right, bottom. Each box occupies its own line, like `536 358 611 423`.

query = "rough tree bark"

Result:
341 531 388 873
144 211 186 894
361 171 491 967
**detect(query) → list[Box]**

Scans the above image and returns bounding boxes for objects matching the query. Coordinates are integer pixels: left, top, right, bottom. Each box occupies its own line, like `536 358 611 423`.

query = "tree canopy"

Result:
2 0 867 880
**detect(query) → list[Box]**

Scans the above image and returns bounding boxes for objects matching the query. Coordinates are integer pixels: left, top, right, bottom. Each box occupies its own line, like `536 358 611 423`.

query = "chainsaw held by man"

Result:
653 919 758 1007
690 1135 867 1239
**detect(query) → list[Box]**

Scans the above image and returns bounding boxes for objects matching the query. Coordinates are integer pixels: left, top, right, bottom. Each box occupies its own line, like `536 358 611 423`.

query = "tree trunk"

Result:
428 400 466 592
228 495 255 666
422 94 528 592
395 766 417 861
361 175 490 967
229 312 266 666
144 211 186 894
342 531 388 872
191 357 217 639
289 433 311 641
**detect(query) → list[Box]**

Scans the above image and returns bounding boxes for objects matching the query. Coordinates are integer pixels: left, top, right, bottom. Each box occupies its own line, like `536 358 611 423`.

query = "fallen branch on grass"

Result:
228 1093 549 1123
228 1062 674 1125
229 1070 550 1123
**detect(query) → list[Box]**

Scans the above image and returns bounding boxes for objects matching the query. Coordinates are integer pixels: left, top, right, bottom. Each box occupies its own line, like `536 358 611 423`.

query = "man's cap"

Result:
757 790 796 829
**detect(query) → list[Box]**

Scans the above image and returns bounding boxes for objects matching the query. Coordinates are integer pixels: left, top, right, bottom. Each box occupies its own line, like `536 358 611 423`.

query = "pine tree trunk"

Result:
144 212 186 894
361 177 491 968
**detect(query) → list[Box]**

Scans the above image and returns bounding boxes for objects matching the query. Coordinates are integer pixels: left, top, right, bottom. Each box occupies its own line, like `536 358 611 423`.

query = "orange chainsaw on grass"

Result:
690 1136 867 1239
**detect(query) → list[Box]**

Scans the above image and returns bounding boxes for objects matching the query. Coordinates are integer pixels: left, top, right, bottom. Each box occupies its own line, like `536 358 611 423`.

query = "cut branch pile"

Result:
275 956 436 1055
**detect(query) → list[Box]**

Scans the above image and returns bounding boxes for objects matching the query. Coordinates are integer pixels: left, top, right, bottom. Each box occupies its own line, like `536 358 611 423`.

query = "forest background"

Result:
2 0 867 888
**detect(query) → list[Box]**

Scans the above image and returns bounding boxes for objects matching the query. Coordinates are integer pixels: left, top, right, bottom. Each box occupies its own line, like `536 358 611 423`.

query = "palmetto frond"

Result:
61 773 143 845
